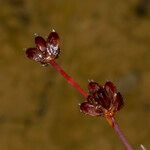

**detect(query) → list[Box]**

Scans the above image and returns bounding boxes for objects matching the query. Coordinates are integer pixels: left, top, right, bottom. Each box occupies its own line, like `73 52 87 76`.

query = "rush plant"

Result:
26 30 134 150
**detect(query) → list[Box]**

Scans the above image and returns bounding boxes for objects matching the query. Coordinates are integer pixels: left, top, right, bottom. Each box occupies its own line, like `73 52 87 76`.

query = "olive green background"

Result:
0 0 150 149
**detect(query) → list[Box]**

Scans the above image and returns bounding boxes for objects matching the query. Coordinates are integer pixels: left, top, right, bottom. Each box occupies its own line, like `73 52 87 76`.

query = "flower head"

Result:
26 30 60 65
80 81 124 117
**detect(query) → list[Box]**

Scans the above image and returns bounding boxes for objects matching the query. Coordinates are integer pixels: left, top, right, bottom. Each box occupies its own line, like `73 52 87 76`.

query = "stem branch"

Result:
49 60 88 98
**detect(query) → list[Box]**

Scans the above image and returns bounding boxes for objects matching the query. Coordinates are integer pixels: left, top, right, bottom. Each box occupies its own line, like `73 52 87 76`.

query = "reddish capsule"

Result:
104 81 117 94
88 81 100 94
80 102 103 116
46 31 60 59
113 92 124 112
26 47 43 62
47 31 60 46
35 36 47 52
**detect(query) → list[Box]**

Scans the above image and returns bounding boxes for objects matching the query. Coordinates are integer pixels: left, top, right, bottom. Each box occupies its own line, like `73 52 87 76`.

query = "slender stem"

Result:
49 60 88 98
111 117 134 150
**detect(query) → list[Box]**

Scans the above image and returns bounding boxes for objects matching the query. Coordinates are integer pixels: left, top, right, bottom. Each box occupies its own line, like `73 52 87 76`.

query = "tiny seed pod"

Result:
46 31 60 60
35 36 47 52
112 92 124 112
104 81 117 94
80 102 103 116
26 48 43 62
47 31 60 45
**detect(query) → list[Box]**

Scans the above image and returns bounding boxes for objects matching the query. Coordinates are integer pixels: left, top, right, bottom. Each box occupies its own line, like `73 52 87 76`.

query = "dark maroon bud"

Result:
80 102 103 116
26 47 43 62
46 31 60 60
88 81 100 94
113 92 124 112
104 81 117 94
26 48 37 59
35 36 47 52
47 31 60 46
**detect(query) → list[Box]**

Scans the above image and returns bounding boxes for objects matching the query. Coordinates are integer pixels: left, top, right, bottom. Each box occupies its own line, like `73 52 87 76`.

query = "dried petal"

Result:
104 81 117 94
35 36 47 52
88 81 100 94
47 31 59 45
112 92 124 112
80 102 103 116
26 47 43 62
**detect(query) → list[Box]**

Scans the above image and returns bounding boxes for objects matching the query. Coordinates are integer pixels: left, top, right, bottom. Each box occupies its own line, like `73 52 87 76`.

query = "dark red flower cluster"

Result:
26 30 60 65
80 81 124 117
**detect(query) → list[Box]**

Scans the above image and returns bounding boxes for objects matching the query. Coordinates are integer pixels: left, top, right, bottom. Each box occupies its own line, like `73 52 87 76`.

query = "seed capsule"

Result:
26 48 43 62
35 36 47 52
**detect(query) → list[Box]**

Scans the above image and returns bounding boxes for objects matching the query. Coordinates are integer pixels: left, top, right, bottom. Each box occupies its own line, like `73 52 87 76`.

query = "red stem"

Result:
111 117 134 150
49 60 88 98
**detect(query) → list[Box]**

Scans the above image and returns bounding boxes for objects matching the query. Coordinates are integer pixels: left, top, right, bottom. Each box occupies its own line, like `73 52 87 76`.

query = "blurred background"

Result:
0 0 150 149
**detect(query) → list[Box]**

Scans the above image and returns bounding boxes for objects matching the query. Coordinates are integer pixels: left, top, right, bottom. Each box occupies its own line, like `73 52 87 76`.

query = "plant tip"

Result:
52 29 55 32
34 33 38 37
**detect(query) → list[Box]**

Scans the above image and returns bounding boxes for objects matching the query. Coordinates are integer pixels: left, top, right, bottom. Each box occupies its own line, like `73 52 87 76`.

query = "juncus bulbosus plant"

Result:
26 30 134 150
